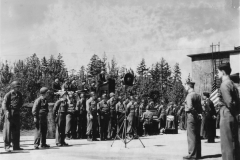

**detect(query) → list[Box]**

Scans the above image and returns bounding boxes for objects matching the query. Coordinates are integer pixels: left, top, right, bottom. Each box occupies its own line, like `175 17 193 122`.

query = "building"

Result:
187 47 240 94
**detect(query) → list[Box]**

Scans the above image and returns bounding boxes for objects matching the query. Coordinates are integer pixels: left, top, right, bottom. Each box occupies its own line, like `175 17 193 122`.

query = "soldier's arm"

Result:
2 93 11 114
32 98 40 119
53 100 61 116
185 94 193 112
220 83 233 109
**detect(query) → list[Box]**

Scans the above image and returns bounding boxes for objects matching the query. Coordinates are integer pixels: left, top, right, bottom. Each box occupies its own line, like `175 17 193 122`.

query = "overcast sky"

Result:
1 0 239 80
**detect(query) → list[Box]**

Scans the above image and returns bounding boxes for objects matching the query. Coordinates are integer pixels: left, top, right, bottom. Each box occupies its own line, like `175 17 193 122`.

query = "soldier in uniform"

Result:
178 103 186 130
116 96 126 136
32 87 50 149
70 80 78 92
86 92 98 141
76 93 87 139
202 92 216 143
217 63 240 160
141 105 153 136
2 81 23 152
126 96 136 137
158 99 167 135
52 78 61 92
53 91 69 146
183 81 202 160
166 102 177 129
65 93 77 139
107 92 117 139
62 79 71 91
98 94 110 140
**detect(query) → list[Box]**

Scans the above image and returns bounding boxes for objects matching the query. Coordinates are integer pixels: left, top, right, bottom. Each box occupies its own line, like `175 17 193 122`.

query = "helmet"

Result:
11 81 21 88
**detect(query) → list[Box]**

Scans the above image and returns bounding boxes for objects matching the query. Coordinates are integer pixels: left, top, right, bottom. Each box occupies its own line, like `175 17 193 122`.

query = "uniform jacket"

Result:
184 89 202 114
2 90 23 114
32 96 49 118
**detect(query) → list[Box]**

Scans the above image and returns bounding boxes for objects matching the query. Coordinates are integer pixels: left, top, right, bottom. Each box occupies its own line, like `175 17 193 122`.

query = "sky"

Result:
0 0 239 80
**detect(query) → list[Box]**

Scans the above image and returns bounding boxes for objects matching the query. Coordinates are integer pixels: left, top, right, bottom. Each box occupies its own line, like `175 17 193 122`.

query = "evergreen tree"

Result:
87 54 102 77
137 58 147 76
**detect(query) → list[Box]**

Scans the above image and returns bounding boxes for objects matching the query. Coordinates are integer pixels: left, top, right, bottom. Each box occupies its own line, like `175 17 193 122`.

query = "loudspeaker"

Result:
124 73 134 86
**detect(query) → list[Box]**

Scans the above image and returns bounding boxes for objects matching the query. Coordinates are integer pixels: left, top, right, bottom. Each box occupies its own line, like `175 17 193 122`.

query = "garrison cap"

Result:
11 81 21 88
169 102 174 105
102 94 107 99
203 92 210 98
40 87 49 94
110 92 115 97
218 62 231 71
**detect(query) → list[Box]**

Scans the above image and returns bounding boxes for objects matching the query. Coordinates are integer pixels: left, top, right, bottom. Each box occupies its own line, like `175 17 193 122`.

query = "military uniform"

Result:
53 99 69 146
200 100 211 139
178 105 186 130
184 88 202 159
107 97 117 139
116 101 125 136
76 98 87 139
219 78 240 160
32 94 49 148
158 104 167 133
2 90 23 150
142 110 153 136
65 97 77 139
127 101 136 135
205 98 216 143
86 98 98 140
98 100 110 140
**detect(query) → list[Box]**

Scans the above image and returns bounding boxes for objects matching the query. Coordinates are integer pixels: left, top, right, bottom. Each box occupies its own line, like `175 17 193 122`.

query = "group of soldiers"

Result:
1 62 239 160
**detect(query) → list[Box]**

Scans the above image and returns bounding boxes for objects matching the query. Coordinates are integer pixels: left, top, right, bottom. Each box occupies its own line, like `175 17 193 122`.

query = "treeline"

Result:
0 53 186 130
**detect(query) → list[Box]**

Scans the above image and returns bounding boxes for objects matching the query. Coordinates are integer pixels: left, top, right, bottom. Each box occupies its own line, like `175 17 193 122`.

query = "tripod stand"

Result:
111 85 145 148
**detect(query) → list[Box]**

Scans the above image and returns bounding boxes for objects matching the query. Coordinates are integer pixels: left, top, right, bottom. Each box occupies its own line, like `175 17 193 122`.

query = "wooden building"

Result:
187 47 240 94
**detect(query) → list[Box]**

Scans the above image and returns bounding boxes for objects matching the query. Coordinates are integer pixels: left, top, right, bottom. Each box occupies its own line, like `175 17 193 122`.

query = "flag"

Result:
210 75 220 106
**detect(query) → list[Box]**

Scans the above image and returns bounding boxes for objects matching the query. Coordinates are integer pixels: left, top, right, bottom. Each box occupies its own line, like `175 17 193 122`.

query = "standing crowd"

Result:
1 62 239 160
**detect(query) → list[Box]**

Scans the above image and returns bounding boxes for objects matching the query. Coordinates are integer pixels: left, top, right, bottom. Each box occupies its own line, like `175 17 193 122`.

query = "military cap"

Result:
102 94 107 99
110 92 115 97
11 81 21 88
40 87 49 94
218 62 231 71
169 102 174 105
203 92 210 98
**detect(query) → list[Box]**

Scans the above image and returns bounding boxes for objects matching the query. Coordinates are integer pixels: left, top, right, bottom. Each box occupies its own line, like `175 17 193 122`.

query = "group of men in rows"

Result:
1 62 239 160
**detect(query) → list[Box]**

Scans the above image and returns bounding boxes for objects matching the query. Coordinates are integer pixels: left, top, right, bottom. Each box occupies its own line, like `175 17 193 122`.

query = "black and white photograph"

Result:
0 0 240 160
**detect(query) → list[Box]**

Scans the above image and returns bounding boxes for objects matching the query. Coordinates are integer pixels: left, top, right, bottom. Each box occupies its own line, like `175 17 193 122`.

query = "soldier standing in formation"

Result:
217 63 240 160
126 96 136 137
76 93 87 139
86 92 98 141
65 93 77 139
141 105 153 136
32 87 50 149
116 96 125 136
178 102 186 130
2 81 23 152
158 99 167 135
183 81 202 160
53 91 69 146
107 92 117 139
98 94 110 140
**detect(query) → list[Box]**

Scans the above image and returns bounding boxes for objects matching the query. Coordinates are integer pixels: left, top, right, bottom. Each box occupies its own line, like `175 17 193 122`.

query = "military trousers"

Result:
186 112 201 159
158 115 166 133
127 113 135 135
86 113 98 138
65 112 77 138
99 113 109 140
77 112 87 139
55 113 67 145
34 114 48 147
179 114 186 130
220 107 240 160
3 111 20 149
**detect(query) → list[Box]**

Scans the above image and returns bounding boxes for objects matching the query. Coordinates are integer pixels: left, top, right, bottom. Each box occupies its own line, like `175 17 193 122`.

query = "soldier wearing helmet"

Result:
2 81 23 152
32 87 50 149
76 93 87 139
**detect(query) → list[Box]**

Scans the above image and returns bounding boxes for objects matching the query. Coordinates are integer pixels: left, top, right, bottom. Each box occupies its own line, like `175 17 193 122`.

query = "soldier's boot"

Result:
87 135 92 141
143 129 146 137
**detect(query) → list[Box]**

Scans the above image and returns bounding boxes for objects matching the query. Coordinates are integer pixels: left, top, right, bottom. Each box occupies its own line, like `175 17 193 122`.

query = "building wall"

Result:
230 53 240 75
192 60 213 94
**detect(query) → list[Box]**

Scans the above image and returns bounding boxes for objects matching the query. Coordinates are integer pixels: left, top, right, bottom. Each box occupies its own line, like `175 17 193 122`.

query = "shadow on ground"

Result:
201 154 222 159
